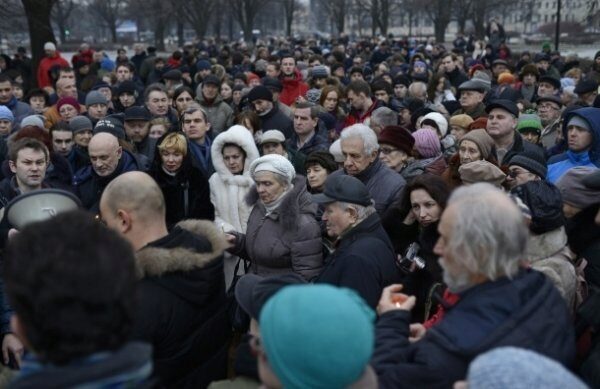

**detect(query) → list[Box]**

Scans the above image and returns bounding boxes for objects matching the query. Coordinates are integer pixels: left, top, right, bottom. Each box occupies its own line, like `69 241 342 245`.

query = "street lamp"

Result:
554 0 561 51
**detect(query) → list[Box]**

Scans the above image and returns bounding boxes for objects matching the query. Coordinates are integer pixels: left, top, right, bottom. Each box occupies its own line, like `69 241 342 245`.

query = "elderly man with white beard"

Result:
371 183 575 388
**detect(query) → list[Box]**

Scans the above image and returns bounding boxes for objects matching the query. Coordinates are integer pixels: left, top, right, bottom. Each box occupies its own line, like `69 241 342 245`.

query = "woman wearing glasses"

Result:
377 126 415 179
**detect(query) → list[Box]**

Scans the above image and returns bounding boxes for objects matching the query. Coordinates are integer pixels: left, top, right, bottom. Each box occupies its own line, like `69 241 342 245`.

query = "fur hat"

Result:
378 126 415 155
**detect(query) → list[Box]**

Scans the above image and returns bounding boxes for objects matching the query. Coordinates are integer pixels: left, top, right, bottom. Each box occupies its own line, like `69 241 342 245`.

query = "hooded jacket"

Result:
229 176 323 281
279 69 309 106
73 149 140 212
547 107 600 183
133 220 230 388
372 269 575 388
196 92 234 137
209 125 259 233
37 51 69 89
150 133 214 228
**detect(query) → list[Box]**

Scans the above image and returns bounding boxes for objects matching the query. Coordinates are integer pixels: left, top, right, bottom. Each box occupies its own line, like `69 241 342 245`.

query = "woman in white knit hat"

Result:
225 154 323 281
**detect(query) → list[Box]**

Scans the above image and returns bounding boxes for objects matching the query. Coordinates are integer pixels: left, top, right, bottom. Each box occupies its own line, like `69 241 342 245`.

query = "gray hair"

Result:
446 183 527 281
371 107 398 128
340 124 379 155
338 201 376 223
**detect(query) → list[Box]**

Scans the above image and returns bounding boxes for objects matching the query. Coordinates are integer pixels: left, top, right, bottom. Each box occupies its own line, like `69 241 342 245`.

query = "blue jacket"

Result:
547 107 600 183
372 269 575 388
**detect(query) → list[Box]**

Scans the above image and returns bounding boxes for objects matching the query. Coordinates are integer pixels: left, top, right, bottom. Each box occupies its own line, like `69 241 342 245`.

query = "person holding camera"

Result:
313 174 401 308
382 174 451 323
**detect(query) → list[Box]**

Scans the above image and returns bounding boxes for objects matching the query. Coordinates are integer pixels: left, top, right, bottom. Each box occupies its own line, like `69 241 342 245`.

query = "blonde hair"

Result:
158 132 187 156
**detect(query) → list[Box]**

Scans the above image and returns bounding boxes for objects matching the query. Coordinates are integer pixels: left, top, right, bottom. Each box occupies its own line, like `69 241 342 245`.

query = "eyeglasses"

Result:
508 169 527 178
380 147 398 155
537 104 560 111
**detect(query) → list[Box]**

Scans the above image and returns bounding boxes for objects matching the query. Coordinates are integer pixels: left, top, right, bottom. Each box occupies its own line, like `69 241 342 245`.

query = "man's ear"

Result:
8 160 16 174
116 209 132 234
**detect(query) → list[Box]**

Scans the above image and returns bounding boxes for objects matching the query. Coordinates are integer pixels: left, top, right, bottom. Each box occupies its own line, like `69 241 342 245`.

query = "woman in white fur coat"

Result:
210 124 260 288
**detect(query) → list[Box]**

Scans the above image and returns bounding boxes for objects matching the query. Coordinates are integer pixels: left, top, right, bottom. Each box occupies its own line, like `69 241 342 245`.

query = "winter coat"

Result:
372 269 575 388
454 102 487 120
286 124 330 157
209 125 259 233
498 130 544 167
36 52 69 89
526 227 578 309
132 136 157 168
316 212 401 308
330 158 406 215
445 67 468 90
547 107 600 183
133 220 230 388
258 105 294 139
279 70 309 106
196 93 234 137
343 98 385 128
566 203 600 289
540 118 561 150
9 342 152 389
73 150 140 213
402 156 446 180
229 176 323 281
3 96 33 129
150 136 214 228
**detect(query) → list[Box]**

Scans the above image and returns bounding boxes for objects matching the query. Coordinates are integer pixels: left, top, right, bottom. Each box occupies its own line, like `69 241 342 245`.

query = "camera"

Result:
396 242 426 273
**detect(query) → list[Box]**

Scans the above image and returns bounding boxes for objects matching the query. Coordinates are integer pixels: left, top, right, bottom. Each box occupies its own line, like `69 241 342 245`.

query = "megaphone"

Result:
5 189 82 230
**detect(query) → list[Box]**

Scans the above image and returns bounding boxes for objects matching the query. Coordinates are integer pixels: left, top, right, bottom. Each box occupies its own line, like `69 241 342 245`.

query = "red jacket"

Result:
279 69 308 106
37 52 69 89
71 49 95 66
343 98 384 128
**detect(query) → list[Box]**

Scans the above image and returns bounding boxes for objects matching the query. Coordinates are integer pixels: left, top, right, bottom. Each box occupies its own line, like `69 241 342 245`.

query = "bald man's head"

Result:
101 171 166 225
88 133 122 177
56 78 77 98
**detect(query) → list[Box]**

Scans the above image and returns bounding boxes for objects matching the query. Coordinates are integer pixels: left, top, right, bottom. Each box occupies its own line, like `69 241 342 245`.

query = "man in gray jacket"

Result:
195 75 233 137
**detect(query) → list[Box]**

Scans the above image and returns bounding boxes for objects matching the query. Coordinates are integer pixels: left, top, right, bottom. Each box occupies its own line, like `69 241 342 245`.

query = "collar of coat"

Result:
135 219 228 278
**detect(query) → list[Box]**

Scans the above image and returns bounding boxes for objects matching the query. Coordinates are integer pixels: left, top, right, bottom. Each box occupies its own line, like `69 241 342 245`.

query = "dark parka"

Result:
316 212 401 308
258 104 294 139
132 220 231 388
372 269 575 388
150 135 214 228
229 176 323 281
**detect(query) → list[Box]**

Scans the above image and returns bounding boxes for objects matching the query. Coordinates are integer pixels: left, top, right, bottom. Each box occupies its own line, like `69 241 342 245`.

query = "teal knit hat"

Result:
259 284 375 389
517 113 543 135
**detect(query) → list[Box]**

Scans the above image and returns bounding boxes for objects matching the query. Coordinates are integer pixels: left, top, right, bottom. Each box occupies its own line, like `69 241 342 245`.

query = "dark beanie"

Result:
305 151 338 173
507 149 548 179
510 180 564 234
247 85 273 103
378 125 415 154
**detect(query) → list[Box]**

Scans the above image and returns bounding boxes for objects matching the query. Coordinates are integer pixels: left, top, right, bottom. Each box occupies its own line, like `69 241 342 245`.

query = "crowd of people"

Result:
0 31 598 387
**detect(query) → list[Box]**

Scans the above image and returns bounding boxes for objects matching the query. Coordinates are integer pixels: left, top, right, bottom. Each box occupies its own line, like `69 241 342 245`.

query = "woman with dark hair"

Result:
318 85 346 140
234 110 262 144
382 174 451 323
427 73 456 105
172 86 195 115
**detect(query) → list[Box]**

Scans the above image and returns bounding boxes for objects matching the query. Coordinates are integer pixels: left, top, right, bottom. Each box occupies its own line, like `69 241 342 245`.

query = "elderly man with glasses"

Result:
536 95 563 149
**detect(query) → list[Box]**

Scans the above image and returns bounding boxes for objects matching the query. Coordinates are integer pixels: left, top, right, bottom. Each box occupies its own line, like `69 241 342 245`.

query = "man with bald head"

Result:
44 77 79 128
372 183 575 388
99 172 230 387
73 132 139 212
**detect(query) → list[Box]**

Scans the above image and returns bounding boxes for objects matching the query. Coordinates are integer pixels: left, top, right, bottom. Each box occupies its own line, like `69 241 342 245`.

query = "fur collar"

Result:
245 175 316 231
526 227 569 262
135 219 228 278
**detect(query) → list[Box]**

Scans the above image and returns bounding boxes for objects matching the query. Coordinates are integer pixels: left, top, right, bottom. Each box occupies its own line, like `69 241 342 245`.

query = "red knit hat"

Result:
378 126 415 155
56 96 81 113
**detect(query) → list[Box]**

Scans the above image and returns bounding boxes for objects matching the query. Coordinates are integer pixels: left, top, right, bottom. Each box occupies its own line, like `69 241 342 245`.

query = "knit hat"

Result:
508 149 548 179
94 116 126 140
56 97 80 114
85 90 108 107
510 181 563 234
412 128 441 158
250 154 296 184
567 115 591 132
329 139 344 163
459 160 506 187
259 285 375 389
124 106 151 122
311 65 329 78
20 115 44 129
262 76 283 92
305 88 322 104
202 74 221 87
162 69 182 81
260 130 286 145
196 59 211 71
69 115 93 134
459 129 495 160
556 167 600 209
304 150 338 173
449 114 474 130
467 347 587 389
0 106 14 123
43 42 56 51
539 75 561 90
116 80 137 95
421 112 448 137
247 85 273 103
497 72 516 85
468 117 488 131
247 72 260 84
516 113 543 135
378 126 415 155
413 60 427 69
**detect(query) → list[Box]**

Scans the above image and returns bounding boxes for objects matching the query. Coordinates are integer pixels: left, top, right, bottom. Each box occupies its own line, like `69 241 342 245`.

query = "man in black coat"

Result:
371 184 575 388
248 86 294 139
99 171 230 388
314 175 401 308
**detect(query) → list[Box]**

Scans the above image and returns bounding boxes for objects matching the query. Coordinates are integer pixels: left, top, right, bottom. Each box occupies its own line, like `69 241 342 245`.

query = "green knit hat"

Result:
259 284 375 389
517 113 543 135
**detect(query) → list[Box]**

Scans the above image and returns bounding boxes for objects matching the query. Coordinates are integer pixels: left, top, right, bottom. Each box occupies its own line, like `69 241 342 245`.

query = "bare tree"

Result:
89 0 126 43
228 0 271 43
52 0 76 43
319 0 348 35
453 0 473 34
280 0 296 37
424 0 453 42
180 0 217 40
21 0 57 87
